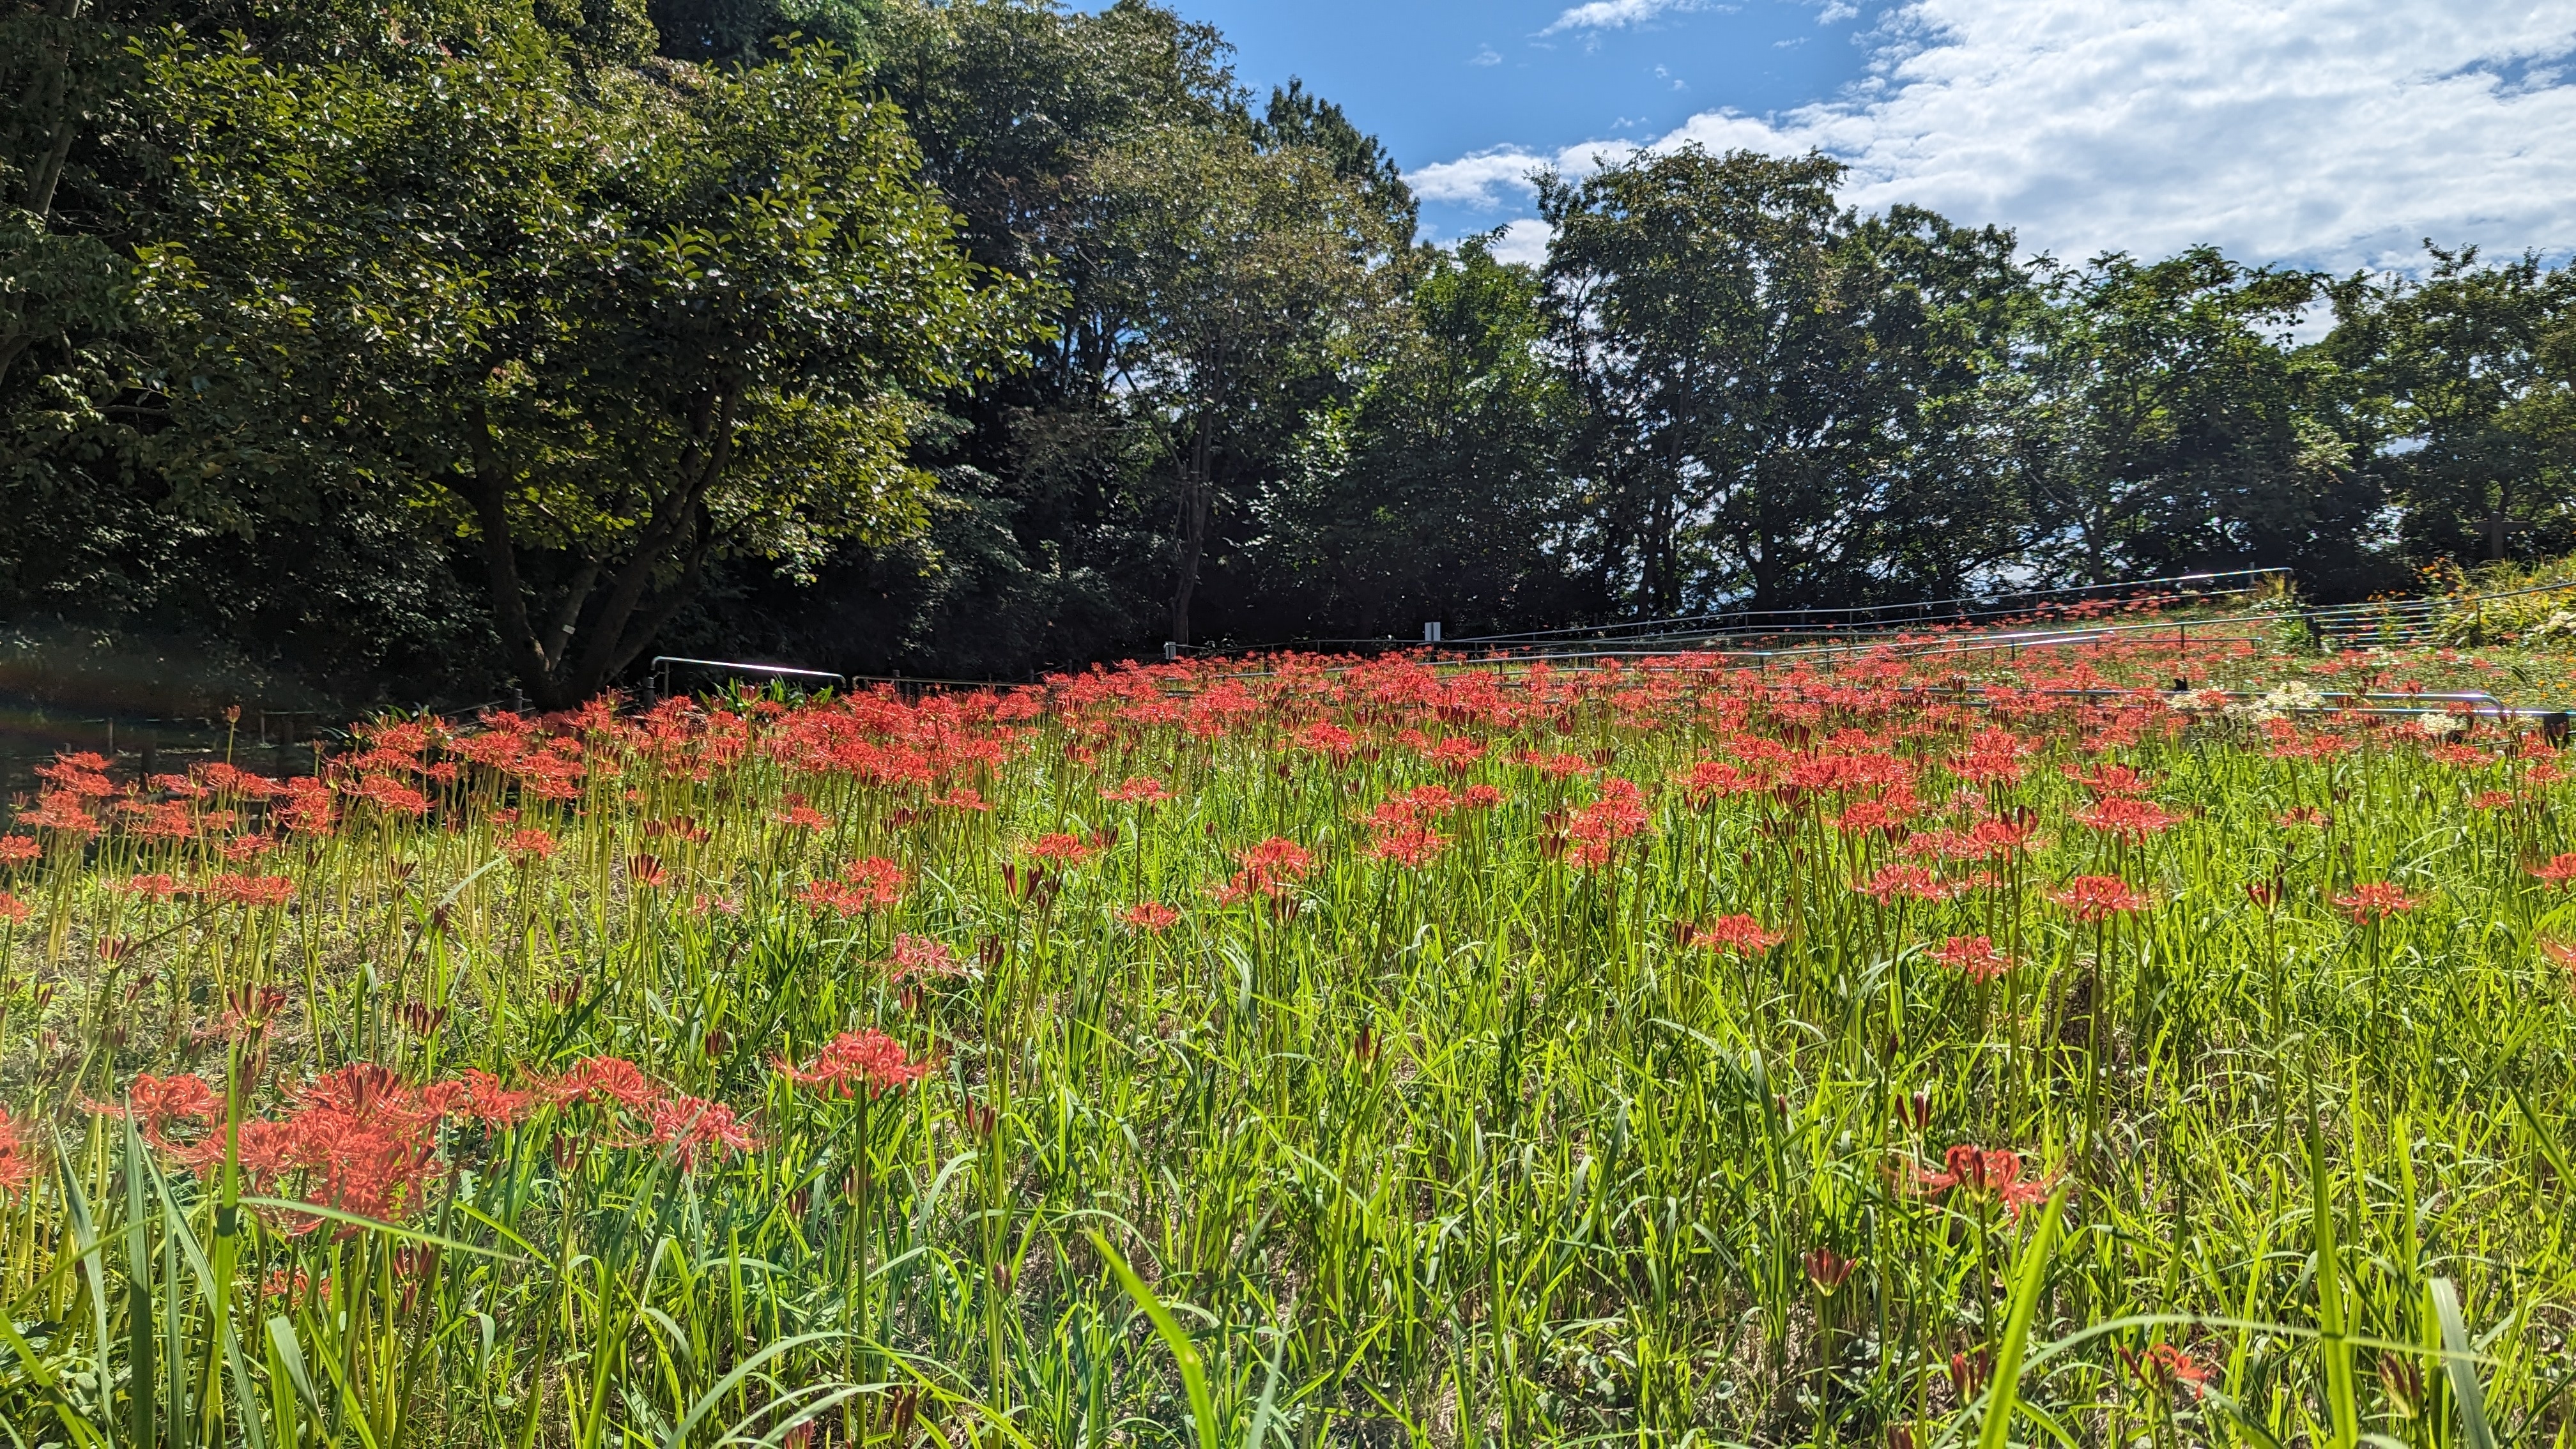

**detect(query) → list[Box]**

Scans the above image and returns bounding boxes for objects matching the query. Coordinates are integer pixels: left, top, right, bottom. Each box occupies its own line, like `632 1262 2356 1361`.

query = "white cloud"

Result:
1491 218 1556 267
1544 0 1703 35
1470 46 1503 66
1430 0 2576 273
1412 139 1647 208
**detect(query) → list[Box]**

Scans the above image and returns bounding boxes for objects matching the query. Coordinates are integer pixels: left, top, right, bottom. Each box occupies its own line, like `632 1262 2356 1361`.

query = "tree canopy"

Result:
5 0 2573 707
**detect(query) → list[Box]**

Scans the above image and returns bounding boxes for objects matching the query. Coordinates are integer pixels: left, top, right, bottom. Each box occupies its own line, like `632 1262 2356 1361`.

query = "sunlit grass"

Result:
0 634 2570 1447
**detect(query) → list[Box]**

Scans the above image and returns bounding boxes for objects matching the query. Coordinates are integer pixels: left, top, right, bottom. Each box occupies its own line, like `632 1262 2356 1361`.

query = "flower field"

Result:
1 633 2573 1448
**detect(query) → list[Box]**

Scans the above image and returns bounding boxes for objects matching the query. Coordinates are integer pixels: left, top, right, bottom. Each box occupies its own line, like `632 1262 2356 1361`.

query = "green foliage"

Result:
135 3 1049 705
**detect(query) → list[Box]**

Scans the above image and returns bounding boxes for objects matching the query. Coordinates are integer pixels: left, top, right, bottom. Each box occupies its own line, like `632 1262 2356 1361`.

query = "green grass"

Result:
0 632 2570 1447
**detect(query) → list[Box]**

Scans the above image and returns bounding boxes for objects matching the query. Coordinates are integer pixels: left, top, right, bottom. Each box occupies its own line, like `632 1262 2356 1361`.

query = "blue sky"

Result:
1119 0 2576 275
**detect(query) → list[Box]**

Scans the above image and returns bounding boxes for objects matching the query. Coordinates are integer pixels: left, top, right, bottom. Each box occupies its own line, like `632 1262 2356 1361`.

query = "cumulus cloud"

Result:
1430 0 2576 272
1489 218 1556 267
1544 0 1703 35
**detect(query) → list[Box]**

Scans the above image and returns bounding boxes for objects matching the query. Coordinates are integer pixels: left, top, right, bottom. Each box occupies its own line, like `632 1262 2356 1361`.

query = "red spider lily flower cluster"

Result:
1023 833 1098 866
1931 935 2012 983
1910 1144 2054 1216
1859 863 1962 905
770 804 832 830
0 835 39 866
2075 796 2181 839
2334 882 2421 923
1213 838 1315 905
505 828 560 862
884 933 968 981
0 894 28 925
1120 901 1182 932
2529 853 2576 886
1566 778 1652 869
1685 914 1783 955
2116 1343 2211 1397
1364 784 1483 868
1101 776 1173 804
800 857 908 916
205 874 295 908
2050 875 2152 921
0 1108 36 1196
777 1030 935 1098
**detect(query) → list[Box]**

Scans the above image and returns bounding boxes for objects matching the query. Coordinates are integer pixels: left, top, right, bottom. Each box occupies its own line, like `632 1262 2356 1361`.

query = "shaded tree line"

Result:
5 0 2573 706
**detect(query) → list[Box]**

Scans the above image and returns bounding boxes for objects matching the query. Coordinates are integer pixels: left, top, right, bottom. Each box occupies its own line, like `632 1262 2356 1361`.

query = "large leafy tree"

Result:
1257 234 1590 640
2020 249 2386 592
1540 145 2025 615
140 3 1045 705
2323 244 2576 567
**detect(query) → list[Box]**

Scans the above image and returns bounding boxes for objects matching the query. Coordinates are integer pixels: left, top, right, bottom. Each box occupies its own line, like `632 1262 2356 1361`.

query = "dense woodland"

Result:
4 0 2575 707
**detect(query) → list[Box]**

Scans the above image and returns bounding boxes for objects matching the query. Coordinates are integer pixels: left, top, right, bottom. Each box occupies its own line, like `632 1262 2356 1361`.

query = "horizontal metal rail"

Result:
649 657 848 693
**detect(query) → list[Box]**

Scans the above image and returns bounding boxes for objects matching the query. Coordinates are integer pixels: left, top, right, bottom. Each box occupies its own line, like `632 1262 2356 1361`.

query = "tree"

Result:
1540 144 2025 615
139 10 1046 706
2323 243 2576 567
1257 234 1590 639
1085 127 1391 646
2021 249 2386 592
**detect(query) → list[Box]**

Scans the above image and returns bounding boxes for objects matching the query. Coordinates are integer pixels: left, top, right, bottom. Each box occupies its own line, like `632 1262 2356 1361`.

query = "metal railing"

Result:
648 657 848 700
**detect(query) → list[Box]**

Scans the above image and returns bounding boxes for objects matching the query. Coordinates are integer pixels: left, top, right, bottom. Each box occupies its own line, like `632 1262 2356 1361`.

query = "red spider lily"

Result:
1911 1144 2054 1216
505 828 559 861
1120 901 1181 932
1686 914 1782 954
1213 837 1314 903
1024 833 1096 866
1567 779 1652 868
0 835 37 866
436 1070 535 1130
115 873 183 900
1425 737 1486 772
1931 935 2011 983
647 1094 761 1168
771 804 832 830
91 1073 223 1151
1462 783 1505 808
206 874 295 908
220 834 280 862
1803 1247 1855 1296
2076 796 2181 839
2116 1343 2211 1397
2276 806 2331 830
1101 776 1174 804
1965 814 2045 859
1859 864 1960 905
1837 797 1912 838
0 1108 36 1197
884 933 967 981
1521 750 1593 779
2530 854 2576 886
2545 939 2576 974
19 793 97 836
349 776 429 818
2050 875 2152 922
777 1030 935 1098
2069 762 2152 797
930 785 992 812
626 854 668 889
1367 824 1449 868
2334 882 2421 923
0 891 24 924
802 857 907 916
1297 723 1356 761
2471 790 2518 811
1675 759 1761 804
539 1055 663 1112
276 778 336 835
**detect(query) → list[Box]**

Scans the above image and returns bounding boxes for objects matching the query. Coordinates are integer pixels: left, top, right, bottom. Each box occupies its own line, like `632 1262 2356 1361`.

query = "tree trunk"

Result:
1170 411 1216 647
